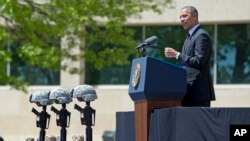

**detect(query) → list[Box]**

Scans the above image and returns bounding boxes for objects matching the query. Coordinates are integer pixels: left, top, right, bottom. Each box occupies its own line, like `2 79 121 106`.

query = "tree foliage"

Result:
0 0 171 91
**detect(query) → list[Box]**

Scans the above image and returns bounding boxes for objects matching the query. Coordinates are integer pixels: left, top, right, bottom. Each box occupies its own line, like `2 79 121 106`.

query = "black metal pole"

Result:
86 126 92 141
60 128 67 141
39 128 46 141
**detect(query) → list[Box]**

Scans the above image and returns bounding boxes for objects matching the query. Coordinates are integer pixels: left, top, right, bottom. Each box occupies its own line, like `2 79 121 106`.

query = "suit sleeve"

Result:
177 33 212 70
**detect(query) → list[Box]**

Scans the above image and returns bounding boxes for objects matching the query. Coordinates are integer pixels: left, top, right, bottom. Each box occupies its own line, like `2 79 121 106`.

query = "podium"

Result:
128 57 187 141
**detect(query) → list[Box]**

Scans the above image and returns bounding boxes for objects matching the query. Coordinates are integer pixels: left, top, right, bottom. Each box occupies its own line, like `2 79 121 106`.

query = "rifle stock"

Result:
74 104 83 112
51 106 59 114
32 108 39 116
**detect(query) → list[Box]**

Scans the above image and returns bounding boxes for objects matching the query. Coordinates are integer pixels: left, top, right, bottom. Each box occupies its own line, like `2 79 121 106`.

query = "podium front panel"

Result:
129 57 187 101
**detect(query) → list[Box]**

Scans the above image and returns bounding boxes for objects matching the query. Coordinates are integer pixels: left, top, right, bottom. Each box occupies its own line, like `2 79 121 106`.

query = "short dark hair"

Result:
181 6 198 15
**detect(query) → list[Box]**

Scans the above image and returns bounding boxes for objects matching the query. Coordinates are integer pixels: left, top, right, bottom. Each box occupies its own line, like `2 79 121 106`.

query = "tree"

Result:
0 0 171 91
217 24 250 84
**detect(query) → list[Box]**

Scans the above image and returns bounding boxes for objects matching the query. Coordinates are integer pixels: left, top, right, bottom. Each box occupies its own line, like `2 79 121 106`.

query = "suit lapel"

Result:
182 27 201 54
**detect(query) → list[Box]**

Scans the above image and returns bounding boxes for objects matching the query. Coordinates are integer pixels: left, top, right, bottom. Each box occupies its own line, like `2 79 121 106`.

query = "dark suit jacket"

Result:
177 26 216 102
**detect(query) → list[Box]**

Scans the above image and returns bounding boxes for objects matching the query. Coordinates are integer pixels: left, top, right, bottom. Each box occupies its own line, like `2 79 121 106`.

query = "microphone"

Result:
135 36 158 49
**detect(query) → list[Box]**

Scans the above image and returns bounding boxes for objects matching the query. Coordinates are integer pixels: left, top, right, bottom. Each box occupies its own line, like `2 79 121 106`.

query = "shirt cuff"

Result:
176 52 180 59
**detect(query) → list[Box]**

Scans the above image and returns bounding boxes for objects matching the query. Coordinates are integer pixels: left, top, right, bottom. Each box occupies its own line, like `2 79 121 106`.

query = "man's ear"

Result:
193 13 198 20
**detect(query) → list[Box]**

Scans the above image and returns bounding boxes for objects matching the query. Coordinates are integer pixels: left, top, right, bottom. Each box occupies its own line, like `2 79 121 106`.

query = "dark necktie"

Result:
187 33 191 39
183 33 191 52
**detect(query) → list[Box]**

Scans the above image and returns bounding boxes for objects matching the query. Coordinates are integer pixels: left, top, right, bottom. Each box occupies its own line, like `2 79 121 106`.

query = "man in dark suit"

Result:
164 6 215 107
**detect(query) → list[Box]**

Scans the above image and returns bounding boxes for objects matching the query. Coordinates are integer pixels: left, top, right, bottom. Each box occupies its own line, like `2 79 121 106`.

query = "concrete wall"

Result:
0 86 134 141
1 85 250 141
127 0 250 25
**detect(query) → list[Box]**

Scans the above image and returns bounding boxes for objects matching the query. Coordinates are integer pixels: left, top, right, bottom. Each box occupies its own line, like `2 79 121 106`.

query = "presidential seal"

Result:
132 63 141 89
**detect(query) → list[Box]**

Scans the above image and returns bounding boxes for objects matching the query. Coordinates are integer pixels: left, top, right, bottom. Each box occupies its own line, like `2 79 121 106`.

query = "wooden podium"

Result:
128 57 187 141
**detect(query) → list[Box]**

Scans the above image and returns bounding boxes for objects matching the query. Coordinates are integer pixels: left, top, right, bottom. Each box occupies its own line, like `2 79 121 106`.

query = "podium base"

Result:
135 100 181 141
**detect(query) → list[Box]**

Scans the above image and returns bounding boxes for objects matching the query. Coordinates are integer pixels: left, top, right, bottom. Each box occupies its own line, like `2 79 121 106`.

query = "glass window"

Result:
145 25 214 66
14 48 60 85
217 24 250 84
144 25 185 64
85 64 131 84
85 25 216 84
0 45 60 86
10 63 60 85
85 23 250 85
85 26 143 84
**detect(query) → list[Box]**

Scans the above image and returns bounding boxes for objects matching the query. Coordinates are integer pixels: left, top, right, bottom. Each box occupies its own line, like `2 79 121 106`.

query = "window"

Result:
144 25 186 63
217 24 250 84
85 26 142 84
0 43 60 86
2 23 250 85
85 23 250 85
